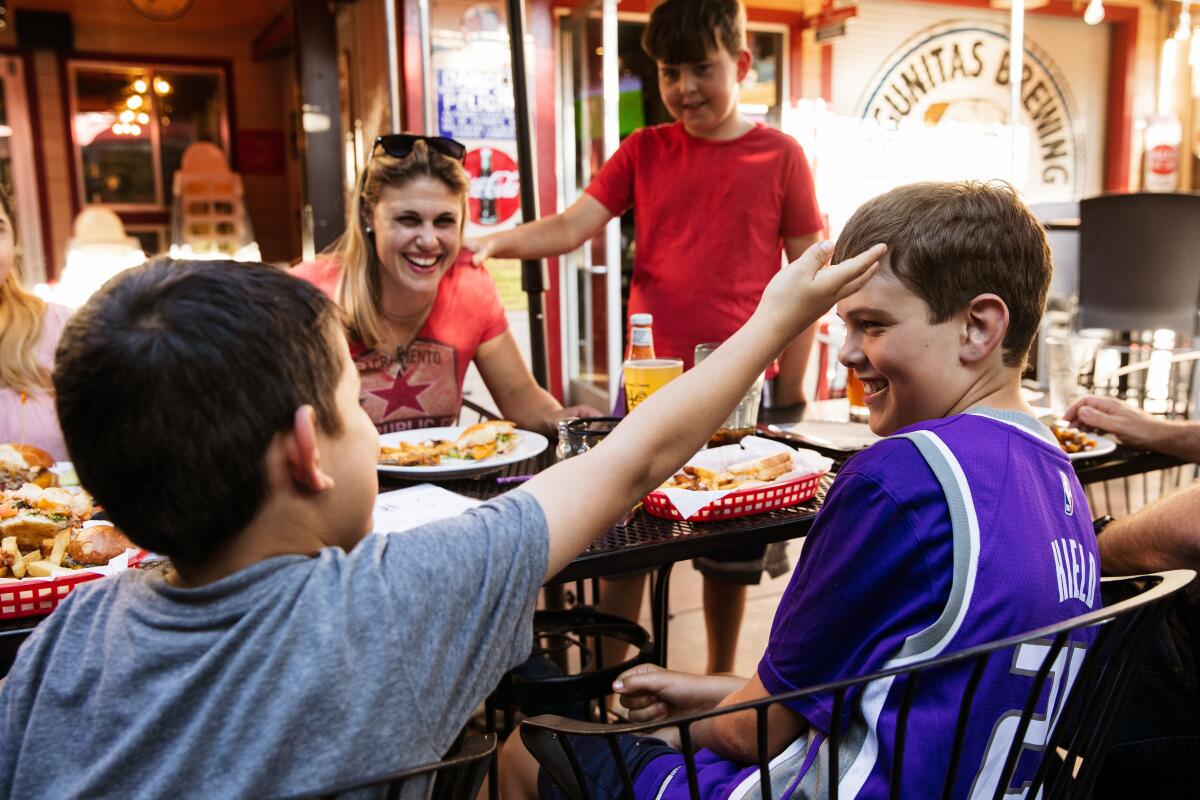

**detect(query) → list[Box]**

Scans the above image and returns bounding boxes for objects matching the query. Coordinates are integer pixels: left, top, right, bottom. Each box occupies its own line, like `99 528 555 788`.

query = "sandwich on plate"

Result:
455 420 521 461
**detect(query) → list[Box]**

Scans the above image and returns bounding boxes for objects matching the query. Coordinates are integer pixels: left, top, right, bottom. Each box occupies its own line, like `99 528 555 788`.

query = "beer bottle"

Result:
626 313 655 360
479 148 498 225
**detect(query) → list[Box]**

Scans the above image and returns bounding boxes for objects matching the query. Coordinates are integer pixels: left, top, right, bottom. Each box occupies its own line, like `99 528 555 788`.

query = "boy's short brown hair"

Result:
833 181 1051 368
54 258 345 566
642 0 746 64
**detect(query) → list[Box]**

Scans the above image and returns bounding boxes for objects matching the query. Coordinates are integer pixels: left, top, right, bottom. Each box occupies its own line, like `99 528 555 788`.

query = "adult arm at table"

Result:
473 330 603 435
774 233 823 406
466 194 613 264
1063 395 1200 461
1095 483 1200 575
523 241 886 582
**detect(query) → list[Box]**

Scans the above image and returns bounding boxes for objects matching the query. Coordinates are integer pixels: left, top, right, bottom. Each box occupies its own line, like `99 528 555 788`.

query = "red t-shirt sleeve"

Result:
583 131 640 216
453 251 508 344
478 272 508 344
780 143 823 238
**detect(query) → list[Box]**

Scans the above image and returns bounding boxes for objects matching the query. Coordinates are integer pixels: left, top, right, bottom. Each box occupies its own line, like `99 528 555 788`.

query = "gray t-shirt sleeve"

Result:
348 489 548 752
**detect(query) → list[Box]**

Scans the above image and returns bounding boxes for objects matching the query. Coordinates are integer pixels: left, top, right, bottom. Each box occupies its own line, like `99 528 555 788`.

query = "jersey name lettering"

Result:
1050 538 1096 606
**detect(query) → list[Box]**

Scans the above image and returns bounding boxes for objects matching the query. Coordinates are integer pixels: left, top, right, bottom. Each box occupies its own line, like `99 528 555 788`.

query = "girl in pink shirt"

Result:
0 188 70 460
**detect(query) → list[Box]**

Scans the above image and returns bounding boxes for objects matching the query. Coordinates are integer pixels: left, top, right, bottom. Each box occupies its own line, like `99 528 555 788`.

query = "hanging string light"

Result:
1084 0 1105 26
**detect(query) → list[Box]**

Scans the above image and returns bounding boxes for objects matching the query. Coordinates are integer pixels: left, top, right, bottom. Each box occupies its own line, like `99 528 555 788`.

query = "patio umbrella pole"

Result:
506 0 552 391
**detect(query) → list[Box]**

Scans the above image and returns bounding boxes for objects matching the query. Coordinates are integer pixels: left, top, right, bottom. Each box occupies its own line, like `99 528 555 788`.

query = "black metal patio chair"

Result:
276 733 496 800
521 570 1195 800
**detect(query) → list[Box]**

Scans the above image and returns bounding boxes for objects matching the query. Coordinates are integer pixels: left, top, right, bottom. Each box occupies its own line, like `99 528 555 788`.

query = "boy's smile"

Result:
657 45 752 140
837 266 968 436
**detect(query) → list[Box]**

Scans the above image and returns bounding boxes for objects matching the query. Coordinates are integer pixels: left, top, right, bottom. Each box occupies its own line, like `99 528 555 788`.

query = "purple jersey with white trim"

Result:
635 409 1099 800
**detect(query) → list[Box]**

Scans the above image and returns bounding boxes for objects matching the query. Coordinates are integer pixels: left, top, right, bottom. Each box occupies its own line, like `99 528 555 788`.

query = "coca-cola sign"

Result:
464 147 521 227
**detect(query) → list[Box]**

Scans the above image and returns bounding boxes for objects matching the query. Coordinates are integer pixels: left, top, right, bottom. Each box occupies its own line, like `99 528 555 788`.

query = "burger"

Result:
0 444 57 491
0 483 93 551
455 420 521 461
66 524 134 567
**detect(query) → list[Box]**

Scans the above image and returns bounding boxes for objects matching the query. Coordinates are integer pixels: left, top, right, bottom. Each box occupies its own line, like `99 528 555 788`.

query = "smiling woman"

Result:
291 135 601 435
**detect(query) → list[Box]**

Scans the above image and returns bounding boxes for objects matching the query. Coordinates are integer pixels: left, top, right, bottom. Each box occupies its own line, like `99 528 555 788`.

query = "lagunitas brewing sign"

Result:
858 20 1083 199
464 146 520 227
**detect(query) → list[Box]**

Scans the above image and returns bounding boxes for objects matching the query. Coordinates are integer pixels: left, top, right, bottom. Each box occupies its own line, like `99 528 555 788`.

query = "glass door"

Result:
559 0 621 410
0 56 45 283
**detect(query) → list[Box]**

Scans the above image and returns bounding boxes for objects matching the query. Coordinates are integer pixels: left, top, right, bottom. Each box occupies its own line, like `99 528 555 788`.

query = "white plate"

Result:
762 421 880 453
378 426 548 479
1065 434 1117 461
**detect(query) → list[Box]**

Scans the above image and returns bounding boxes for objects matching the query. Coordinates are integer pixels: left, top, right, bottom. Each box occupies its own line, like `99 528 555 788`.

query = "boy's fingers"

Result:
787 240 834 275
619 693 659 711
628 703 669 723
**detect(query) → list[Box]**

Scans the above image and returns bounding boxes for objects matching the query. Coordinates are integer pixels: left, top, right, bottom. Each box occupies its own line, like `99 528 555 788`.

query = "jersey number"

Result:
968 640 1087 799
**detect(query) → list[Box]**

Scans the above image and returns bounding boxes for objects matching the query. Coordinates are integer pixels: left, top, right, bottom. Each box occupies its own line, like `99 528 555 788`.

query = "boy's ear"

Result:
960 293 1009 365
736 49 752 82
284 405 336 494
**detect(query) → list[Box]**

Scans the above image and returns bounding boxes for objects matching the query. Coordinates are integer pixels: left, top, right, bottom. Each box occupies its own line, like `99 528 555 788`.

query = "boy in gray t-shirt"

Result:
0 244 883 798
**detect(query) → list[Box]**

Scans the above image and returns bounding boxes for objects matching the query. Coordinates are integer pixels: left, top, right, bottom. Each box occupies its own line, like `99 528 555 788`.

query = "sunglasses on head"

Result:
373 134 467 162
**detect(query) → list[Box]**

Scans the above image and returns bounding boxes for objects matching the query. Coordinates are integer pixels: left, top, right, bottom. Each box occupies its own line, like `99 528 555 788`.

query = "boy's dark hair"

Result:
54 258 345 565
642 0 746 64
833 181 1051 368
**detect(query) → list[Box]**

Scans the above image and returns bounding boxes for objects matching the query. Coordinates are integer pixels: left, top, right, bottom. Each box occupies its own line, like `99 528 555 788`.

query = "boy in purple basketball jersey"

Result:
501 182 1100 800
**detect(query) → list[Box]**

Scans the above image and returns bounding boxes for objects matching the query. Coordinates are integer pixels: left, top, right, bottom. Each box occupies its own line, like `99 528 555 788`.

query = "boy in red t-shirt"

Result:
472 0 823 673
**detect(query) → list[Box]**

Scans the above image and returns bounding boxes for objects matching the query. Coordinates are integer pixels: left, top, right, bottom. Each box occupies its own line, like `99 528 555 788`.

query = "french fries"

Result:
1 536 27 578
379 439 456 467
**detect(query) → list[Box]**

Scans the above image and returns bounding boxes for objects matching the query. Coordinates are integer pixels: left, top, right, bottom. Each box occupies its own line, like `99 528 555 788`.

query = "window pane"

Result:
73 68 157 205
155 70 224 199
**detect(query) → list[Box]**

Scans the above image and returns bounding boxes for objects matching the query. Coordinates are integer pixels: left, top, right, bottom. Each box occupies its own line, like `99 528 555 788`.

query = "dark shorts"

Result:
537 734 677 800
693 541 790 585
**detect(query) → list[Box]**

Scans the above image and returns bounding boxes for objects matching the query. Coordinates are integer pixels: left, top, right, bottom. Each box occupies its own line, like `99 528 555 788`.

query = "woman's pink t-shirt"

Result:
0 302 71 460
291 253 508 432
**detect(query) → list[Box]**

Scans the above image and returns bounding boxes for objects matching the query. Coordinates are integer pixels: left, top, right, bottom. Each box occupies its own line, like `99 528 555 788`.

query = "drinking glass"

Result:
623 358 684 412
694 342 765 446
1045 335 1102 414
845 369 869 423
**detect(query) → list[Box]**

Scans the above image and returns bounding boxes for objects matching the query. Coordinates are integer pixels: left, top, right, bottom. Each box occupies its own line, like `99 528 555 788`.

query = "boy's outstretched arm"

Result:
774 232 823 406
468 194 613 264
525 241 886 581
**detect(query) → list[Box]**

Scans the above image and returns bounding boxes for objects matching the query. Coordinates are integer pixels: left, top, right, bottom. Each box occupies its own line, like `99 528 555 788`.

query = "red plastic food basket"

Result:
0 551 146 620
643 470 826 522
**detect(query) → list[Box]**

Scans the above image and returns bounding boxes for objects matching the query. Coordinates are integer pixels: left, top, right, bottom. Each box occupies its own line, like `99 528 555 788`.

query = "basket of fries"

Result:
643 438 832 522
0 476 146 620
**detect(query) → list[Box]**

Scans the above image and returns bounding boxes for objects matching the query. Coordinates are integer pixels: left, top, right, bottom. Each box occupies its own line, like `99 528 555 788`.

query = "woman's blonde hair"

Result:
0 188 50 394
331 139 470 350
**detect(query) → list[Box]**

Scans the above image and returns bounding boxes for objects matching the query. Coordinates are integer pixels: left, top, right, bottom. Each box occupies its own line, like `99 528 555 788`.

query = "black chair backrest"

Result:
1029 200 1079 308
522 570 1194 800
275 733 496 800
1078 193 1200 337
0 625 36 679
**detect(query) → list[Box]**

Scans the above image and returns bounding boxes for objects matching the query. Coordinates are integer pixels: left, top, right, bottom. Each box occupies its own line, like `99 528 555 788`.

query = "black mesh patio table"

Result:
378 450 831 585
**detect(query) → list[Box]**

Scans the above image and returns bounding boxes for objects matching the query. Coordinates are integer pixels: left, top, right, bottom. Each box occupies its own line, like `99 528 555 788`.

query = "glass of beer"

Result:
846 369 869 423
624 358 684 412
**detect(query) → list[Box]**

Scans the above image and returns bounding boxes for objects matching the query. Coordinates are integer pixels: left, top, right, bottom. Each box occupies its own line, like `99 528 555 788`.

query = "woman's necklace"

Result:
380 300 435 364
